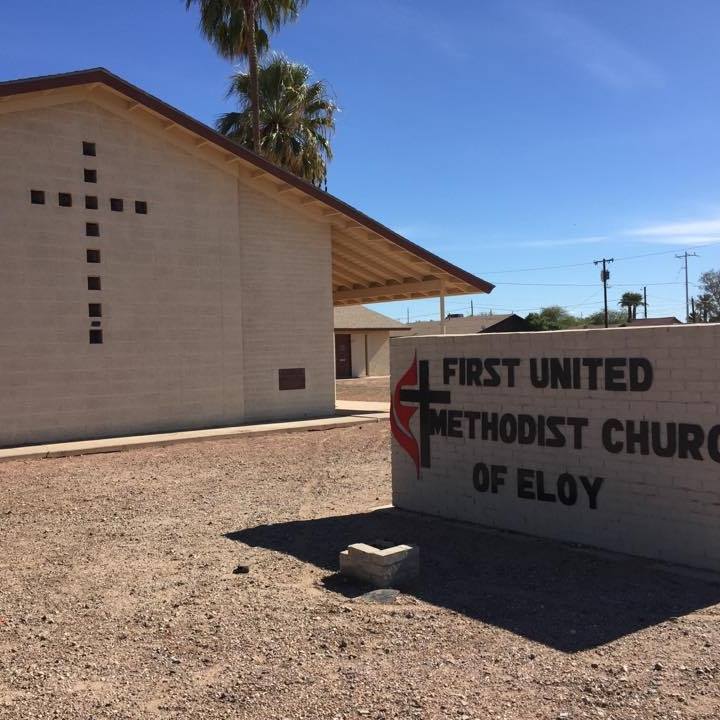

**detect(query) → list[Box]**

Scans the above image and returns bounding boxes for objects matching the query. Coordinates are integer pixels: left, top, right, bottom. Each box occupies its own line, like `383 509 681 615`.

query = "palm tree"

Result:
217 55 337 187
619 291 644 322
185 0 308 154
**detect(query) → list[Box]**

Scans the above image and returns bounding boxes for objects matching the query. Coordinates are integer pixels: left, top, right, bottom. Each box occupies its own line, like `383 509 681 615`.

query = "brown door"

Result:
335 334 352 378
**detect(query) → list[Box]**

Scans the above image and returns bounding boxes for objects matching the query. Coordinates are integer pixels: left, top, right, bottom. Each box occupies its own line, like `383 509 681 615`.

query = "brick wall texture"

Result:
0 99 334 446
391 325 720 571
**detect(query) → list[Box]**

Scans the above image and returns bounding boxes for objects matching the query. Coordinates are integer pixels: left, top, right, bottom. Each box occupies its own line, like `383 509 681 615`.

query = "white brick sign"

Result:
390 325 720 572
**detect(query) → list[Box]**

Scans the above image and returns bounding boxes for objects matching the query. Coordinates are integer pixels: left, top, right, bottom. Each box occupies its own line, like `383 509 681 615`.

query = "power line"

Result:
483 240 720 276
492 280 688 288
485 260 596 275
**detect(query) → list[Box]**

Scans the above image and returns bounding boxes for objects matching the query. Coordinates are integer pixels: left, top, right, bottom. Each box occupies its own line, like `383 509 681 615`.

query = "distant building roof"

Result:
625 317 683 327
403 313 530 336
334 306 409 331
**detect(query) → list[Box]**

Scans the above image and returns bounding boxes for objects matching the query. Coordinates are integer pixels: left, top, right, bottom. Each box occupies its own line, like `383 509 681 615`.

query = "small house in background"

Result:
403 313 531 336
334 306 408 378
624 317 683 327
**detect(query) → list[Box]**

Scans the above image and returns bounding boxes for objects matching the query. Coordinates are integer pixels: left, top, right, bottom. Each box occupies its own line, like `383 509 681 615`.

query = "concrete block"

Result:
339 541 420 588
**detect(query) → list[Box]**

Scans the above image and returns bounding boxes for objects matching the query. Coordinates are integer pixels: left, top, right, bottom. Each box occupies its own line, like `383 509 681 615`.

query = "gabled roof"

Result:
0 68 494 306
334 306 408 331
404 313 524 336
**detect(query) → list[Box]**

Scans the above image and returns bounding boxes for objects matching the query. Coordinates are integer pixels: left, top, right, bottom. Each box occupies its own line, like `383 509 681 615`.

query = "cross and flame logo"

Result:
391 354 451 478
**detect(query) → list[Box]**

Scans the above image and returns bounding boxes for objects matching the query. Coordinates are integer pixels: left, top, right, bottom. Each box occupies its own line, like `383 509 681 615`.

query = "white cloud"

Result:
518 2 663 90
515 235 607 248
623 216 720 246
630 234 720 246
626 218 720 237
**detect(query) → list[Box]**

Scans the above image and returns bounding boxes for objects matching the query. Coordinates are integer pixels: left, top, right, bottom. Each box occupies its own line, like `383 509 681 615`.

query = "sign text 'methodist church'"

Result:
391 325 720 572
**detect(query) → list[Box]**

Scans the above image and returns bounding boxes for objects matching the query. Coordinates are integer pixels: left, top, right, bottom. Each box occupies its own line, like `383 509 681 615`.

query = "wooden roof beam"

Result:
333 238 423 281
332 261 368 286
334 279 443 303
332 247 404 285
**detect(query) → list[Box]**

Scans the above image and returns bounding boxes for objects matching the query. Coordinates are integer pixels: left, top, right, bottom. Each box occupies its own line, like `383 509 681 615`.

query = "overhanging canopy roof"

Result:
0 68 494 306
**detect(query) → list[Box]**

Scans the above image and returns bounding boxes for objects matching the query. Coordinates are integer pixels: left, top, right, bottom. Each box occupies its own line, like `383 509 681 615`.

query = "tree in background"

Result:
694 293 714 322
693 270 720 322
586 309 625 326
525 306 579 331
186 0 308 154
618 291 644 322
217 55 337 187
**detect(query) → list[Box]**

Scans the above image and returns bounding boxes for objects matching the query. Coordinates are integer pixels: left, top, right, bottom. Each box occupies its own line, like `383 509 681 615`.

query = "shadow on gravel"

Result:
226 508 720 653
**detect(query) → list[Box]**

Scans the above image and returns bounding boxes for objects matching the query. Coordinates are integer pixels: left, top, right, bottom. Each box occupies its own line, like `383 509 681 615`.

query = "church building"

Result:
0 68 493 447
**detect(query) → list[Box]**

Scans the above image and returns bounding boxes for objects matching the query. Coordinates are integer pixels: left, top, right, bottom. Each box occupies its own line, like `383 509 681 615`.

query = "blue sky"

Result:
2 0 719 322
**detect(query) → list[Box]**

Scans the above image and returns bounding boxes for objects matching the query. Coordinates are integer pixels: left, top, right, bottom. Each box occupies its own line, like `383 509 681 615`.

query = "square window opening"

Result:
89 303 102 318
135 200 148 214
110 198 124 212
84 168 97 183
82 142 96 157
87 276 101 291
89 329 103 344
86 222 100 237
30 190 45 205
86 249 101 263
58 192 72 208
85 195 98 210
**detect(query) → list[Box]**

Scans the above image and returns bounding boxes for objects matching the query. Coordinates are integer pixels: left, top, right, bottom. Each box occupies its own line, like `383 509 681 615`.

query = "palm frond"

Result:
218 54 338 187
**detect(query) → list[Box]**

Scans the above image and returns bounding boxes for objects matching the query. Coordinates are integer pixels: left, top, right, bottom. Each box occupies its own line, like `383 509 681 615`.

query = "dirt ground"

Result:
336 376 390 402
1 423 719 720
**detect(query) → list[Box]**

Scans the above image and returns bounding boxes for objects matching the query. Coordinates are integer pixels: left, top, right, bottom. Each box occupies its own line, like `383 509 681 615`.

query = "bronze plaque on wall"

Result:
279 368 306 391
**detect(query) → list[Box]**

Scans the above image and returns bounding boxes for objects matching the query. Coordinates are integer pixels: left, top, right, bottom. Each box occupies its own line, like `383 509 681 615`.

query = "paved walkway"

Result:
0 402 389 463
336 399 390 414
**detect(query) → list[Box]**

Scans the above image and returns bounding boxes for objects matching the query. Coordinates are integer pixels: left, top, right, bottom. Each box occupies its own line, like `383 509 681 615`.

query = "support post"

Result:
439 284 446 335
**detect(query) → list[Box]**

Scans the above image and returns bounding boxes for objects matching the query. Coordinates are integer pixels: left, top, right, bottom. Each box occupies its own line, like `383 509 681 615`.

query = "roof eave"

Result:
0 68 494 297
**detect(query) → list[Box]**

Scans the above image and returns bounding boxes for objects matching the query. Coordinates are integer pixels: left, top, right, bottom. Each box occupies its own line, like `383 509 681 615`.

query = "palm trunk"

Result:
243 0 262 155
627 306 632 322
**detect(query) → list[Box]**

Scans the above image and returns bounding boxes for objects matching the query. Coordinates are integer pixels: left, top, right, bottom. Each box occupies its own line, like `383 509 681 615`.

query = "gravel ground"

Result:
1 423 719 719
336 377 390 402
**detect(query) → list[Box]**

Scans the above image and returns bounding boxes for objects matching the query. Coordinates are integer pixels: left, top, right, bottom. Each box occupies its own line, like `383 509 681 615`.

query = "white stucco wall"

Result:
366 331 390 376
342 331 390 377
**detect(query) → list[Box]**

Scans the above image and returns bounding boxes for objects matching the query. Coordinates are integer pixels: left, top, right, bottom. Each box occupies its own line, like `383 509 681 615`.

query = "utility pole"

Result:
643 286 648 319
594 257 614 328
676 251 698 322
691 297 696 323
470 299 474 316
